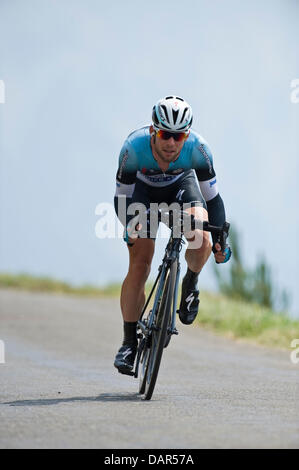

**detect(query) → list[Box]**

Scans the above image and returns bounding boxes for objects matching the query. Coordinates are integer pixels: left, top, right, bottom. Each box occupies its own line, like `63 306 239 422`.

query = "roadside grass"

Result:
0 273 121 297
1 273 298 349
197 291 299 349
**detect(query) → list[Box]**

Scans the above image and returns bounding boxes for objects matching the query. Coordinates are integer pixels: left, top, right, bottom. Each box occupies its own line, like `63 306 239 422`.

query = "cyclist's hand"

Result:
213 243 232 264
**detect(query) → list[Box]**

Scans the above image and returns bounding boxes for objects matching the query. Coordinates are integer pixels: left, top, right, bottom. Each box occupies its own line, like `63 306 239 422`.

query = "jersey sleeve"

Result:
191 138 216 181
191 138 220 202
115 140 138 226
116 140 138 185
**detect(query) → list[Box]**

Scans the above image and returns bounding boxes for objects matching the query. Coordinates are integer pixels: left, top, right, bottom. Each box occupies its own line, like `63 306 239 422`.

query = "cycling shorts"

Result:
127 170 207 240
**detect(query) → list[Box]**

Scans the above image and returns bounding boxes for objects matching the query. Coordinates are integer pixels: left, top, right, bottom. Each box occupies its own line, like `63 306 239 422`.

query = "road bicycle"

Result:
131 208 230 400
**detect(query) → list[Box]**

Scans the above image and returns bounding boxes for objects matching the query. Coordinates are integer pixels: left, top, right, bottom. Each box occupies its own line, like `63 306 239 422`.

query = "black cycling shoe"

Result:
178 286 200 325
114 343 137 376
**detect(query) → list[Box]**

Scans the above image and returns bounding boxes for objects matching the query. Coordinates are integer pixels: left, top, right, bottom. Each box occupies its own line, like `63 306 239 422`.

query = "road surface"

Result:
0 289 298 449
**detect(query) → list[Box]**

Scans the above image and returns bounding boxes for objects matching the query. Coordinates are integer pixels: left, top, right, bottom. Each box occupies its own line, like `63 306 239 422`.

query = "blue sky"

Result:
0 0 298 315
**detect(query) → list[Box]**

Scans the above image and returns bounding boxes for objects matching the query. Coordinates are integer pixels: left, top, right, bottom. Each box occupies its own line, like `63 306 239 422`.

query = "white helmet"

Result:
152 95 193 132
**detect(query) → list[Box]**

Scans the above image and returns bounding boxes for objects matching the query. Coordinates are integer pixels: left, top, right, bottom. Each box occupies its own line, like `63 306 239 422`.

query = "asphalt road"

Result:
0 288 298 449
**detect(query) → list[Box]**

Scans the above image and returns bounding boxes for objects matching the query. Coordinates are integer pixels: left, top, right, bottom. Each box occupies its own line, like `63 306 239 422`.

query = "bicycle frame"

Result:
134 212 230 383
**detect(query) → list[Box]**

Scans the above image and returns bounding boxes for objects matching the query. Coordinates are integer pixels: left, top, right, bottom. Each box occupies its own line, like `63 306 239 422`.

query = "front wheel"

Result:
143 261 177 400
138 336 149 395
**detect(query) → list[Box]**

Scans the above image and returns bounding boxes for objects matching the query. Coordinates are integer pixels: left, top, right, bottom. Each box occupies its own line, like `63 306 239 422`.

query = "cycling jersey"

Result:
114 125 226 244
115 126 219 203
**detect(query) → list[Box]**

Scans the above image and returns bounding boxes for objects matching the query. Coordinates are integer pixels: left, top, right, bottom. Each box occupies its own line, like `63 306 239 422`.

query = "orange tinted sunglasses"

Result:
156 130 189 142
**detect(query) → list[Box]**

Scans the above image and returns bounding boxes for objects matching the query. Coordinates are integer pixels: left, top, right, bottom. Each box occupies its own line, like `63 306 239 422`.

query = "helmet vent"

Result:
172 109 179 124
180 107 188 124
177 116 193 130
161 105 169 122
176 96 184 102
165 96 174 100
152 107 160 126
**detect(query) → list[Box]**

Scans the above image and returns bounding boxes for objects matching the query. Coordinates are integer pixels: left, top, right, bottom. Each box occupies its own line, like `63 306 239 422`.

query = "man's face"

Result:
151 127 188 163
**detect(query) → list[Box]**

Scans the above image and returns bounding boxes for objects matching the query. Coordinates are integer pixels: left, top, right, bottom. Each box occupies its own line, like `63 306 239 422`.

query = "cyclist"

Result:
114 95 231 375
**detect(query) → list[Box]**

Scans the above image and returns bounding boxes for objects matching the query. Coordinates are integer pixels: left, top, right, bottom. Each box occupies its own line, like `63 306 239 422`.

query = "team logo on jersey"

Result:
117 149 129 180
198 144 213 175
146 175 174 183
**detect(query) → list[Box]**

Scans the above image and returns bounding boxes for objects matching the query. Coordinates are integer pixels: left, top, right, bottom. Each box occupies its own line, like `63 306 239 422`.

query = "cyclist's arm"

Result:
114 141 138 227
191 139 226 240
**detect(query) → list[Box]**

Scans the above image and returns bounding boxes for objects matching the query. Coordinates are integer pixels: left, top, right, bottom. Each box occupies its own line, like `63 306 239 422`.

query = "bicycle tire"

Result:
138 341 149 395
138 336 149 395
138 266 171 395
139 270 171 395
143 260 177 400
138 270 171 395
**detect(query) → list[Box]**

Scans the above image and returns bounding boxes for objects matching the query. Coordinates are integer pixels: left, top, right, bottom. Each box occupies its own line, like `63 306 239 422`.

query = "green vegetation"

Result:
197 291 298 350
1 272 298 349
208 224 298 348
214 225 290 311
0 272 121 297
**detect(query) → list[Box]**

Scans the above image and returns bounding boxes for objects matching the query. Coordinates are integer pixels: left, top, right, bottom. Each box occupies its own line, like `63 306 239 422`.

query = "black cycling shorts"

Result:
127 169 207 240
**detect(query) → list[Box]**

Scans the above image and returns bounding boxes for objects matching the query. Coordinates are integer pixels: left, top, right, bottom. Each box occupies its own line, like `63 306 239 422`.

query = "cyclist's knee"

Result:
186 229 212 252
202 231 212 252
129 260 152 284
128 238 154 260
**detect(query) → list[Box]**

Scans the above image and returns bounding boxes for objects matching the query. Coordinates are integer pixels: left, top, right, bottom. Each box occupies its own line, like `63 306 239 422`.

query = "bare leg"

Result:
120 238 155 322
184 207 212 272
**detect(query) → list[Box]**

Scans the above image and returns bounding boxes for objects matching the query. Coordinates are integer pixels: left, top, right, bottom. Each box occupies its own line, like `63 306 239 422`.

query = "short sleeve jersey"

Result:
116 126 216 188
